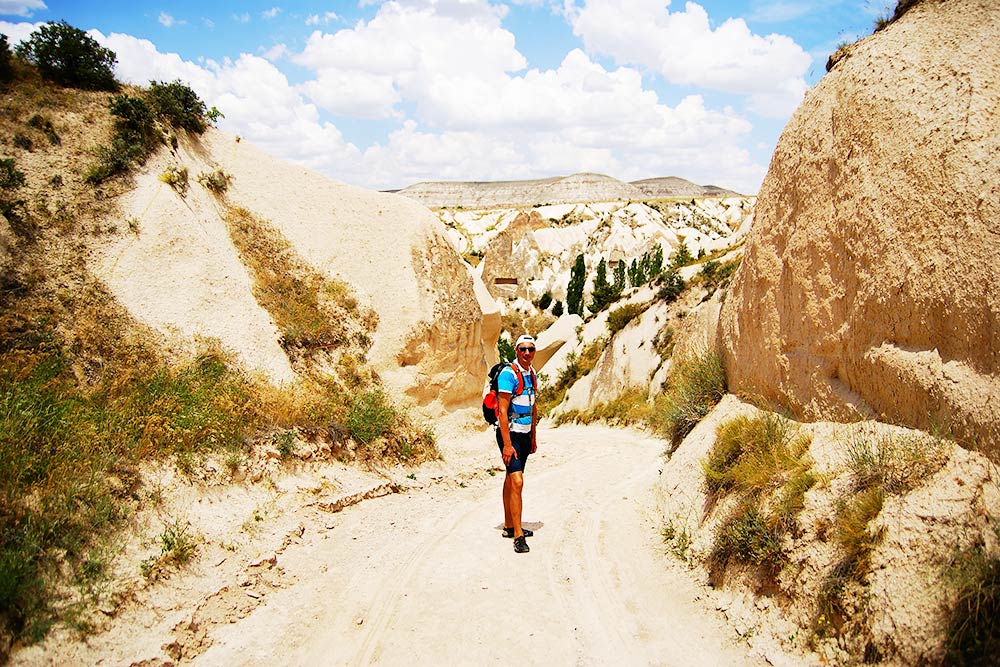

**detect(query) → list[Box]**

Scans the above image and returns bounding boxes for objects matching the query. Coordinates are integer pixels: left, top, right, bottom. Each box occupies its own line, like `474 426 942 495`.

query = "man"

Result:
496 334 538 554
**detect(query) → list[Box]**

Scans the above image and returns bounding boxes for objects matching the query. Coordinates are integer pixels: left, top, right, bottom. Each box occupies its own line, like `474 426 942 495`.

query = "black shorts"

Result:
496 429 531 474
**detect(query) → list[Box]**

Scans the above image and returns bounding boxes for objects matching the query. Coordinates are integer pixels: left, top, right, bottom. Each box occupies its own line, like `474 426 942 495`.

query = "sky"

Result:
0 0 895 194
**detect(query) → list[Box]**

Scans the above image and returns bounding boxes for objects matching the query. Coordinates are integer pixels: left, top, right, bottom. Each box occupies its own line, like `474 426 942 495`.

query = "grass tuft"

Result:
648 350 726 449
702 412 815 581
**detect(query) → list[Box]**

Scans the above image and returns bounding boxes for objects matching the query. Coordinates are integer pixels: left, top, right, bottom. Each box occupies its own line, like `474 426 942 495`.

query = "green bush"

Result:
606 302 643 336
14 21 117 91
537 292 552 311
656 268 685 303
86 95 157 184
347 389 396 445
197 169 230 194
147 79 208 134
551 300 563 317
649 350 726 448
159 166 189 196
497 336 515 363
711 503 784 569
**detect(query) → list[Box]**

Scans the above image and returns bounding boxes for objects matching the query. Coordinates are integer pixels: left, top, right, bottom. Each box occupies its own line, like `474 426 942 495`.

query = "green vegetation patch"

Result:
647 350 726 450
703 412 815 581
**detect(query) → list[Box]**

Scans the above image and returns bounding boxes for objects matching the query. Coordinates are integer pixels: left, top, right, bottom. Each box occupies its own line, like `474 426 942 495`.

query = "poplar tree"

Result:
566 253 586 316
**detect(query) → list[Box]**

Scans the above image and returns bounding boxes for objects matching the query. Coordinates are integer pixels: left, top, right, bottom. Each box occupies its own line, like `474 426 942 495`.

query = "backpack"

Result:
482 361 536 425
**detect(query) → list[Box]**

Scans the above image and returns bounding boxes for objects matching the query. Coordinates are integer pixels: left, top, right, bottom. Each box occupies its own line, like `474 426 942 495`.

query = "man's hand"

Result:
502 443 517 466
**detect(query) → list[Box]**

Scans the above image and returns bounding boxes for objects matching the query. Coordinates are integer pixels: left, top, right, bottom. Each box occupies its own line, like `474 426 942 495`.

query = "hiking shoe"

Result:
502 527 533 538
513 536 530 553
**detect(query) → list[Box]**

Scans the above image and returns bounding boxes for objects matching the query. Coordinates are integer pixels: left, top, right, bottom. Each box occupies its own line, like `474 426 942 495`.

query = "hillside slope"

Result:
101 130 492 408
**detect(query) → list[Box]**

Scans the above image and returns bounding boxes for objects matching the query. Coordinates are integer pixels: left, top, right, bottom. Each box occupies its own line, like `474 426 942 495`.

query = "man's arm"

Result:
497 392 517 465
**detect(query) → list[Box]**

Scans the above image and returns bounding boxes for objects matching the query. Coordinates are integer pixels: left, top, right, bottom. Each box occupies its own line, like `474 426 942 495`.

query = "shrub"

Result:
656 268 685 303
0 157 26 227
147 79 208 134
347 389 396 445
711 503 785 570
159 166 189 196
551 301 563 317
14 20 118 91
648 350 726 448
703 412 814 578
86 95 157 184
944 543 1000 664
606 302 644 336
537 292 552 311
197 169 230 194
669 241 694 268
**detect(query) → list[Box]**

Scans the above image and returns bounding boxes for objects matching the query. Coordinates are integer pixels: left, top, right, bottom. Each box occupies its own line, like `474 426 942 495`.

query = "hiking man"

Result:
496 334 538 554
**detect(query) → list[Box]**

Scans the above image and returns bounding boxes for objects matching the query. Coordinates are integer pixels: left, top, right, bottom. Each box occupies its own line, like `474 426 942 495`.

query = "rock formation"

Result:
398 172 739 209
719 0 1000 447
101 130 492 409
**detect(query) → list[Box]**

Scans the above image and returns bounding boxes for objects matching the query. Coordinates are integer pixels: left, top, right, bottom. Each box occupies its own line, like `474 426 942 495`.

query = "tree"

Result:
497 336 515 363
650 244 664 277
0 34 13 84
589 257 617 312
15 20 117 90
566 254 586 316
148 80 208 133
612 260 626 297
670 240 694 268
552 301 564 317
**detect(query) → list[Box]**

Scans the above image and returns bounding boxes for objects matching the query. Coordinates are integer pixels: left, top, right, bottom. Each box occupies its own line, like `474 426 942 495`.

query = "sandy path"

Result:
194 424 762 666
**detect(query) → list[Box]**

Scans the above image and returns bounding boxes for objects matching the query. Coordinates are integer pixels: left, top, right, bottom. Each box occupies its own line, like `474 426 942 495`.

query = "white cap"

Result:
514 335 535 347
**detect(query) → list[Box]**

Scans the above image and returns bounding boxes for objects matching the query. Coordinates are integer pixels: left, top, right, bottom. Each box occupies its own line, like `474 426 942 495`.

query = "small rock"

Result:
355 616 364 625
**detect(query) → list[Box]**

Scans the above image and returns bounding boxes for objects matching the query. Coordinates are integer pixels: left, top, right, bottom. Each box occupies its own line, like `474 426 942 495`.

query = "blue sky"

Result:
0 0 894 194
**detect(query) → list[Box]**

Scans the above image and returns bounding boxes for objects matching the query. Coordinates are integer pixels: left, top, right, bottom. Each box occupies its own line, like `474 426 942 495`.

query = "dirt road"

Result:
192 424 761 666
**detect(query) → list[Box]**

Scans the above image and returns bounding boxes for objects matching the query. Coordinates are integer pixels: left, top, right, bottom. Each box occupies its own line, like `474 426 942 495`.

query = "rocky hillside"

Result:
440 196 753 316
397 172 742 209
719 0 1000 449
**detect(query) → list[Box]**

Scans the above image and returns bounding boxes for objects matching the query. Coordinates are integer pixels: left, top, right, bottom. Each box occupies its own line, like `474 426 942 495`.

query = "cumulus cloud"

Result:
0 0 771 194
0 19 39 43
158 12 175 28
0 0 45 18
305 12 339 26
566 0 810 117
262 7 281 20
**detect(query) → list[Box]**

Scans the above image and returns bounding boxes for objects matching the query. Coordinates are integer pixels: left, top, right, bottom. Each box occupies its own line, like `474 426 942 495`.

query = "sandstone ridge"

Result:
397 172 742 209
719 0 1000 447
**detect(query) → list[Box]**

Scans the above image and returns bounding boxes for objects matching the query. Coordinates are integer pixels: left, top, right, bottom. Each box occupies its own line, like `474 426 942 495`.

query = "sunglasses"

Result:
517 347 536 352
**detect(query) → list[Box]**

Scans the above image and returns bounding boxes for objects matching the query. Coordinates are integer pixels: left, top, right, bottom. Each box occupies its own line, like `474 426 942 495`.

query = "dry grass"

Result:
703 412 815 581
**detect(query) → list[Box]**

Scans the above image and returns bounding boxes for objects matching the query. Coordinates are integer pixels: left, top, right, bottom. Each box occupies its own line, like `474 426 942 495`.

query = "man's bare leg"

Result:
503 471 524 538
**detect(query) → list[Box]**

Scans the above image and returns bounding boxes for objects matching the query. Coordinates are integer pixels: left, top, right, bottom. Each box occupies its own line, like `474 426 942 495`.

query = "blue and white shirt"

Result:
497 362 536 434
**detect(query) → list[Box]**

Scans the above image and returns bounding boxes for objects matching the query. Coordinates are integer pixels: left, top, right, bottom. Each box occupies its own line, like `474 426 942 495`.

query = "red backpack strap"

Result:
510 362 523 395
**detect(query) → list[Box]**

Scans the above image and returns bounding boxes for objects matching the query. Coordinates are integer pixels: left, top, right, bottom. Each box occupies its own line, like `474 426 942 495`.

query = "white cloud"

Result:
158 12 175 28
261 43 289 61
567 0 811 117
0 19 39 43
305 11 339 26
0 0 45 18
233 13 249 24
262 7 281 20
203 18 215 30
5 0 769 196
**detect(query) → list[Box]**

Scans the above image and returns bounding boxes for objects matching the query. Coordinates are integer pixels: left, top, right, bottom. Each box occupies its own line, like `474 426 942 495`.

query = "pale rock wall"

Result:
102 130 489 408
719 0 1000 446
